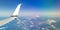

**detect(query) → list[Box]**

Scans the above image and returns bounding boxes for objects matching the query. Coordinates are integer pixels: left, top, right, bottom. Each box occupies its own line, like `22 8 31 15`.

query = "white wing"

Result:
12 4 21 16
0 17 16 26
0 4 21 26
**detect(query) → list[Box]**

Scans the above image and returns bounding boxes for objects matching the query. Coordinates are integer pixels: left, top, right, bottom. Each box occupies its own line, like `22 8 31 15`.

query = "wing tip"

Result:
11 3 21 17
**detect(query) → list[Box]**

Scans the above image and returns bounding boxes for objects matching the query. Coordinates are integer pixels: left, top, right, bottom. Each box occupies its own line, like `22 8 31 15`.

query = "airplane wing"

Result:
0 17 16 26
12 4 21 16
0 4 21 26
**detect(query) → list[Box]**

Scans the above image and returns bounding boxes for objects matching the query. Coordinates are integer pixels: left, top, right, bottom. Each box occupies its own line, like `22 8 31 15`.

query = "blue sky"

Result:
0 0 60 17
0 0 57 11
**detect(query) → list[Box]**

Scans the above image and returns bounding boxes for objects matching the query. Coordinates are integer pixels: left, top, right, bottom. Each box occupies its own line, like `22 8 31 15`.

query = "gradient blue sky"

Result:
0 0 60 17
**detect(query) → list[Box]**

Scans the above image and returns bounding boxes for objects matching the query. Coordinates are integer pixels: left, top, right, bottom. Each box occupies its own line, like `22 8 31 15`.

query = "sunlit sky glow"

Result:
0 0 60 17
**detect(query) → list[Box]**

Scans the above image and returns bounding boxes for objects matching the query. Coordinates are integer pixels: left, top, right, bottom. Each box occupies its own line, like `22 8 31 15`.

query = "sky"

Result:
0 0 60 17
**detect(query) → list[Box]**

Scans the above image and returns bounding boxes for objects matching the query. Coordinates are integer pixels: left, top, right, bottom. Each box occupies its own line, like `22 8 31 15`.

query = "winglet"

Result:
11 4 21 17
